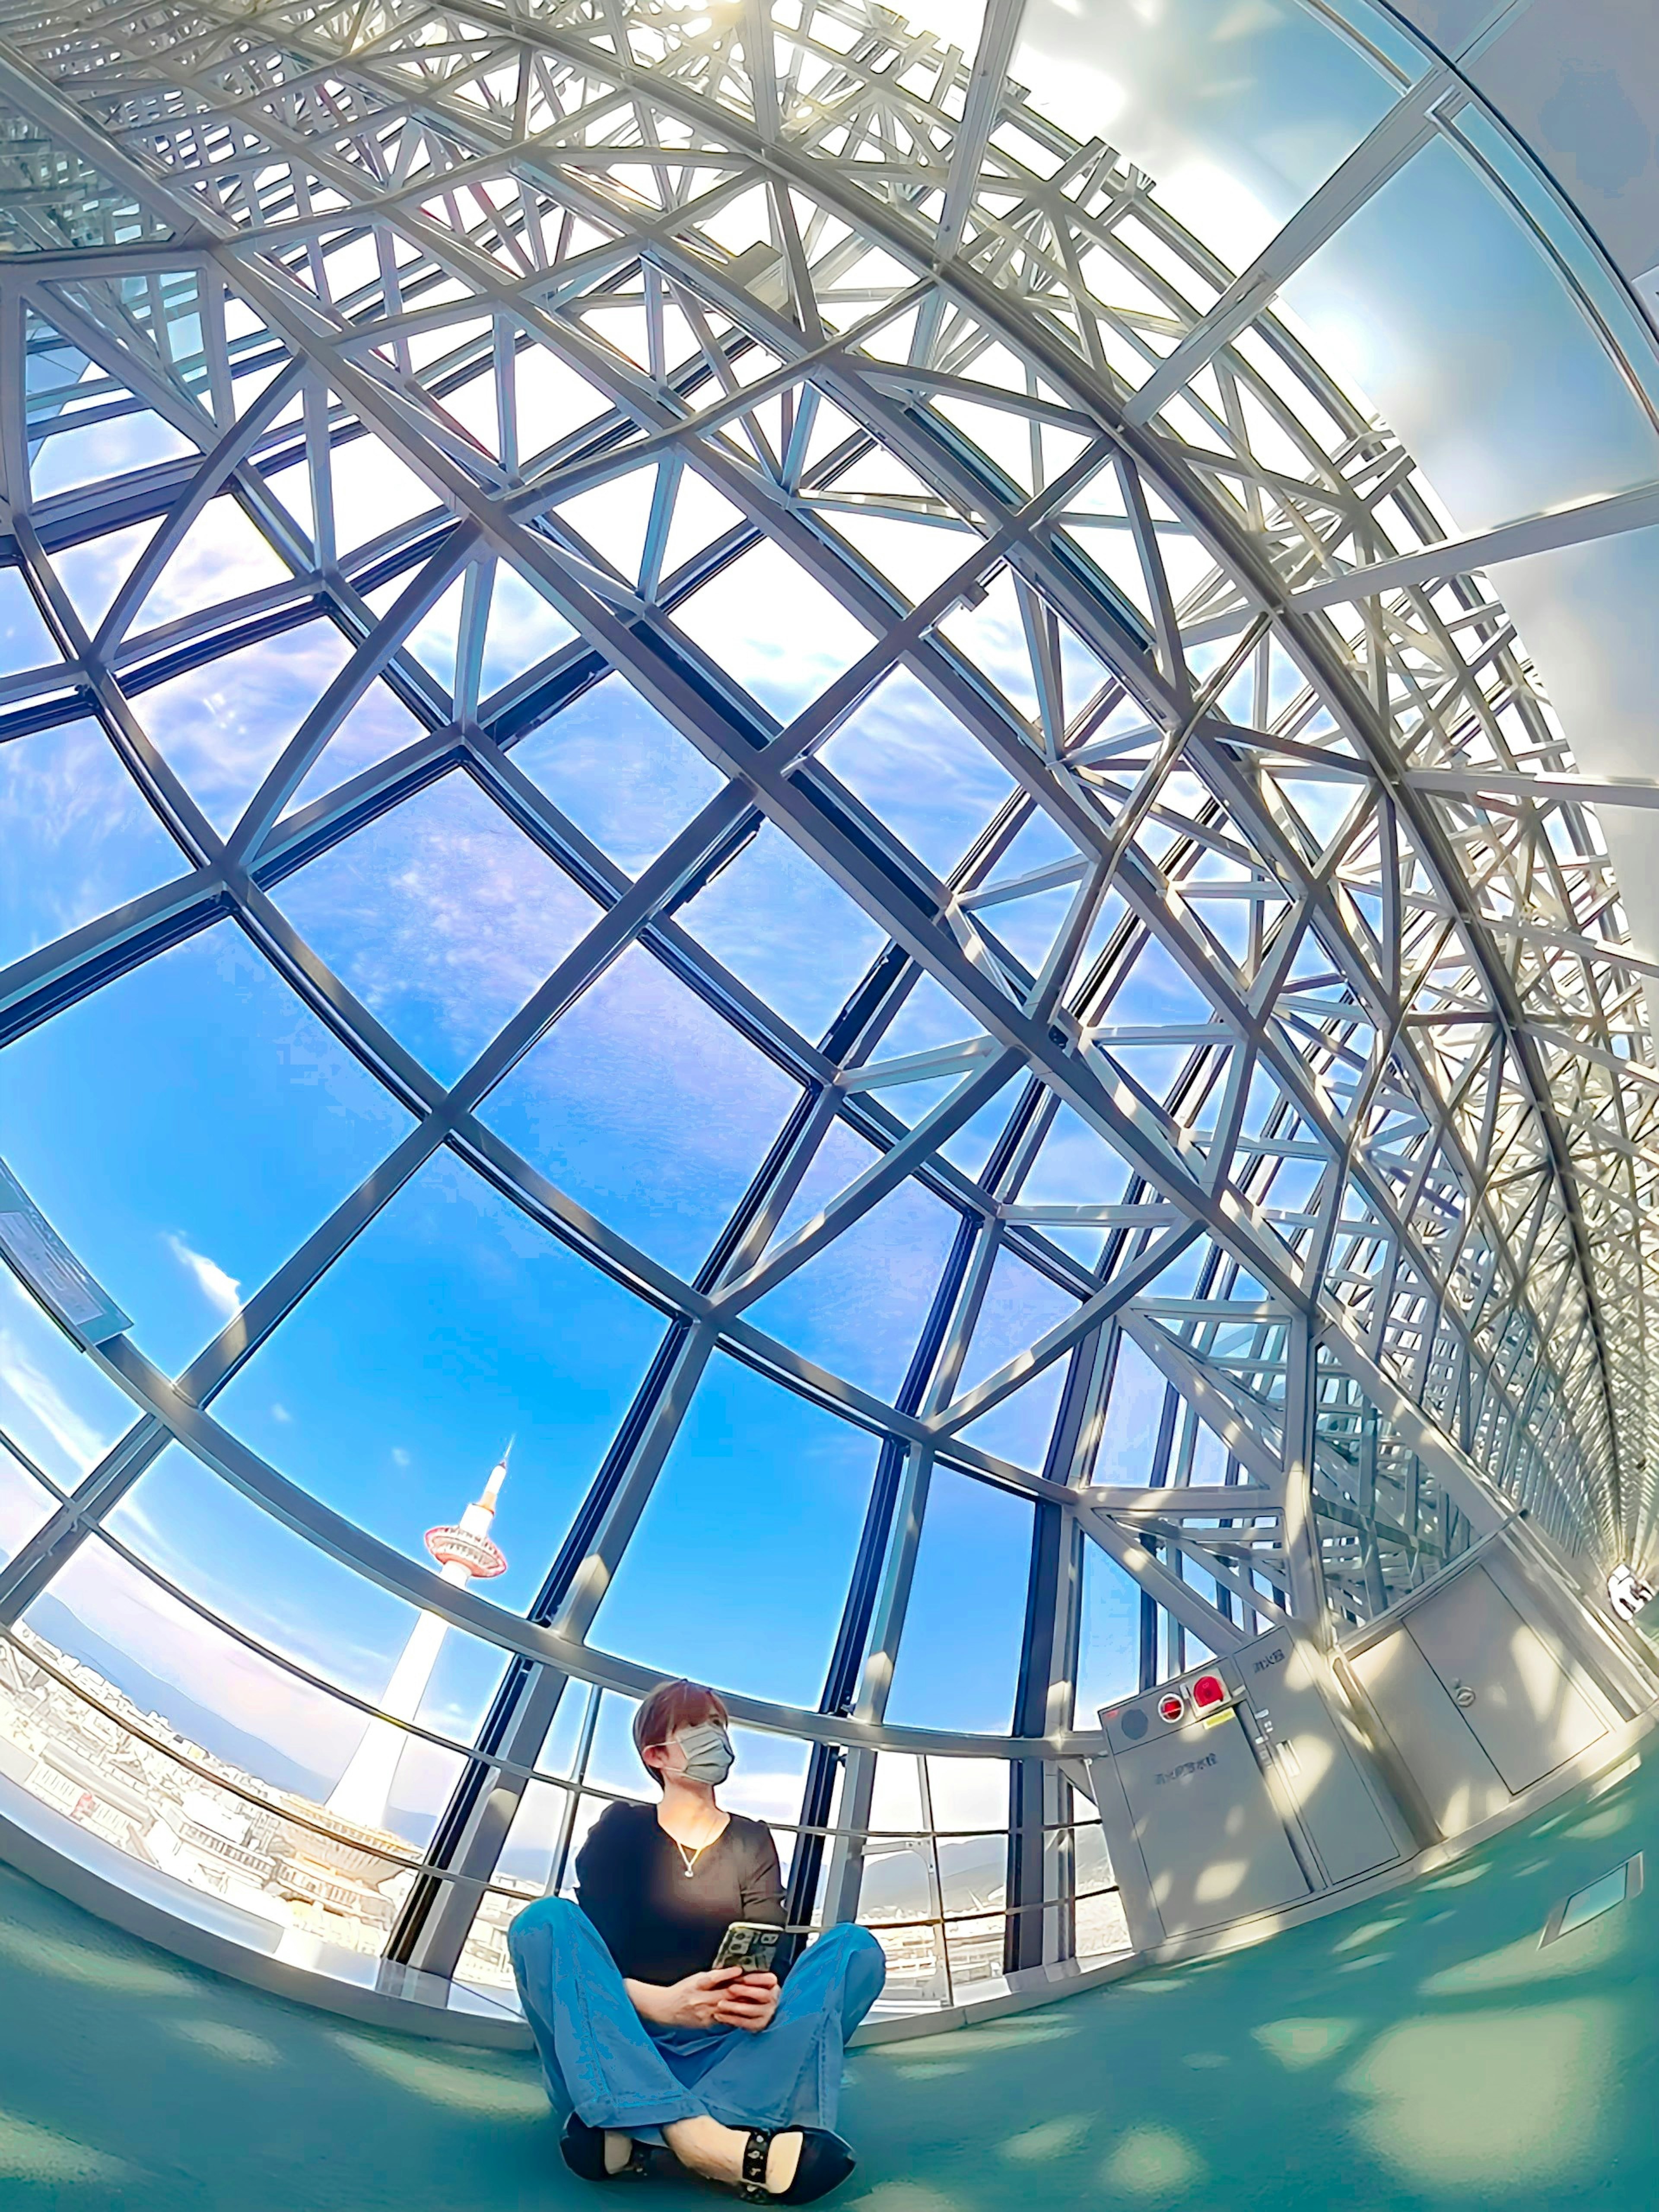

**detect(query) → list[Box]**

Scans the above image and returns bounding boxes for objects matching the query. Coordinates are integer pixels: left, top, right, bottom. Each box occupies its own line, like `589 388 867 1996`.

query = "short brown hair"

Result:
632 1679 729 1785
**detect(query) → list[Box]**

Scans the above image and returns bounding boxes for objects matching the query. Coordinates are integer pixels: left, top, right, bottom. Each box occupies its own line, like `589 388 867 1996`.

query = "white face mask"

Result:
670 1721 734 1786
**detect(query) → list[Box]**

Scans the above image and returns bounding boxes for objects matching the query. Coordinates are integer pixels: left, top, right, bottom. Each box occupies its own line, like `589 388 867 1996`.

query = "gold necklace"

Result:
667 1817 726 1878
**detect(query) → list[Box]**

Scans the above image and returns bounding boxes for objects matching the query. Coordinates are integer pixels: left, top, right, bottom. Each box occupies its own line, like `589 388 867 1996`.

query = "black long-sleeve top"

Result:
575 1801 787 1986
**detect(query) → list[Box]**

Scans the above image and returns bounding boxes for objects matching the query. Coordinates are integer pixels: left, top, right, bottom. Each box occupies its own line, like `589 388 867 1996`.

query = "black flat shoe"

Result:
560 2113 650 2183
738 2127 856 2205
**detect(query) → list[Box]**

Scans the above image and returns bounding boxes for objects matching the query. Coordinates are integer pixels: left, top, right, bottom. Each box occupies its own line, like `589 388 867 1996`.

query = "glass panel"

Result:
478 560 578 701
884 1470 1031 1731
1281 133 1659 531
1093 1336 1171 1486
457 1879 532 1993
327 432 440 556
1075 1538 1141 1722
1450 106 1659 415
925 1756 1008 1833
723 1728 812 1858
0 924 411 1373
952 1251 1077 1470
1016 0 1403 272
31 405 195 500
128 494 292 639
510 674 725 877
21 1528 469 1872
1072 1811 1130 1958
280 676 428 819
496 1773 578 1897
483 941 801 1278
669 541 875 721
943 1882 1006 1990
1 1598 432 1955
103 1442 507 1741
857 1752 948 2004
0 716 183 969
1018 1099 1134 1260
133 619 355 837
580 1688 650 1799
0 565 62 674
213 1150 665 1608
817 669 1014 878
745 1174 961 1402
274 773 600 1084
0 1265 133 1488
677 822 888 1042
49 519 159 632
515 1678 591 1786
590 1354 878 1706
0 1444 56 1570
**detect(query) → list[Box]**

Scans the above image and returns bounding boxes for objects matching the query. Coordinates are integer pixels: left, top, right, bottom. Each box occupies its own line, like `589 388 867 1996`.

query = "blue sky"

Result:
0 0 1644 1943
0 610 1154 1814
0 363 1221 1858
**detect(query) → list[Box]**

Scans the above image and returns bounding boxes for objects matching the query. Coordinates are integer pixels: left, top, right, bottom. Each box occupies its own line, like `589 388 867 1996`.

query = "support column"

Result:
1281 1316 1331 1643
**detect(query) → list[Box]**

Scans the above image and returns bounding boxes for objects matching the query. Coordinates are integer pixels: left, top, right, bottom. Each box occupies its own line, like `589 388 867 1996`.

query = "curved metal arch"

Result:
0 0 1653 1987
0 0 1637 1557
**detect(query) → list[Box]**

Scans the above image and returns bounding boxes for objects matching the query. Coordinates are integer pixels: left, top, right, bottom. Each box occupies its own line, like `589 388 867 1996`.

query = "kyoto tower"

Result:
326 1449 510 1833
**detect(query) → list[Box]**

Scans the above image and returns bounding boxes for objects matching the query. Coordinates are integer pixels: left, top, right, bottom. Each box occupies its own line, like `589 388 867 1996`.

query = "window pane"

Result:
1017 0 1401 272
589 1354 877 1707
1095 1336 1170 1485
0 565 60 674
128 493 291 639
133 620 355 837
483 942 800 1280
1282 133 1659 531
23 1533 465 1856
0 1445 56 1570
818 669 1013 878
670 541 874 721
275 774 600 1084
212 1150 665 1608
0 926 410 1373
953 1251 1077 1470
9 1550 455 1953
884 1470 1031 1732
103 1442 507 1742
1075 1538 1140 1723
745 1176 960 1402
510 674 725 877
677 822 887 1043
283 677 428 819
0 717 183 969
0 1266 132 1487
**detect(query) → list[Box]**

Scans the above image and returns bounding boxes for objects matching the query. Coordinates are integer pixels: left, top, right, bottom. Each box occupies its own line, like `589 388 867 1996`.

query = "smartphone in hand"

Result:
712 1920 782 1975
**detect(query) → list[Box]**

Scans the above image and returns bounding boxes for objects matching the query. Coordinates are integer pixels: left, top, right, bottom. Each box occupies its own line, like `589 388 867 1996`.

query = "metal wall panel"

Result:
1350 1617 1510 1837
1108 1707 1311 1940
1230 1633 1405 1885
1405 1564 1608 1792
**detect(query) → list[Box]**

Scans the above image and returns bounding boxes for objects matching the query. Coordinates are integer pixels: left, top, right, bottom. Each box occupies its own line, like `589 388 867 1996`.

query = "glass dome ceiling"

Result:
0 0 1656 2005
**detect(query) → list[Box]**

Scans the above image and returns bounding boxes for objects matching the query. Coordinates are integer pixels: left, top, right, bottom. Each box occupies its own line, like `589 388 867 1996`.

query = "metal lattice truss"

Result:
1 0 1659 1948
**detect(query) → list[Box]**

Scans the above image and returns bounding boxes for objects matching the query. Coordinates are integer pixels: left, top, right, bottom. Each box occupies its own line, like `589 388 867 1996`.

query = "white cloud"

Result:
0 1323 114 1477
391 1446 411 1468
165 1234 242 1320
270 1402 292 1424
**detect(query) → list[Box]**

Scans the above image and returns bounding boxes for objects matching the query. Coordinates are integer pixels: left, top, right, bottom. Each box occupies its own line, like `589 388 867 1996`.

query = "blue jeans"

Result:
508 1898 887 2142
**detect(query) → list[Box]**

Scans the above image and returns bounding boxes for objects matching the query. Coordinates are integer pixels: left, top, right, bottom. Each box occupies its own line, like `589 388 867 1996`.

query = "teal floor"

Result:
2 1751 1656 2210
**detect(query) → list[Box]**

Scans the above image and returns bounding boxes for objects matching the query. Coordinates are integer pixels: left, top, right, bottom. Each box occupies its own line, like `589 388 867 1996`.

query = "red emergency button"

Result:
1190 1672 1227 1713
1157 1692 1185 1724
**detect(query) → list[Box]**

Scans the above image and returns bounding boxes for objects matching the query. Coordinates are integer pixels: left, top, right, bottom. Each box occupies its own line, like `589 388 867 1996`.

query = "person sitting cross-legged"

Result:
509 1678 886 2204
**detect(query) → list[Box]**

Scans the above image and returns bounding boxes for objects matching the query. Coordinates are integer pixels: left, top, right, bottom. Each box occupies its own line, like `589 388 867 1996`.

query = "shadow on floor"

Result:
1 1753 1656 2209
